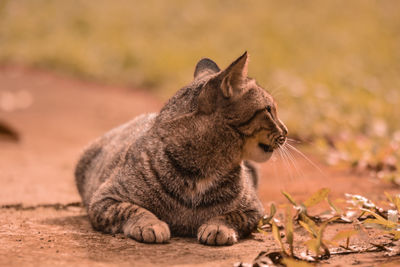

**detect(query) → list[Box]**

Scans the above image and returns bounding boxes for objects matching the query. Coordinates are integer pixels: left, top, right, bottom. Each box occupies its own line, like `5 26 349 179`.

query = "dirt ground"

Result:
1 67 399 266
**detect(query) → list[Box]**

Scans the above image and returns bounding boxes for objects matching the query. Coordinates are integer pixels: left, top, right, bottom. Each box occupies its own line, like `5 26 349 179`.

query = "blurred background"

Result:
1 0 400 188
1 3 400 265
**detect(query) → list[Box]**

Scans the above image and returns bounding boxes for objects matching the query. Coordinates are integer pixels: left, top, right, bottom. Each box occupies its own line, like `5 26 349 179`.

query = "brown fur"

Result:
75 52 288 246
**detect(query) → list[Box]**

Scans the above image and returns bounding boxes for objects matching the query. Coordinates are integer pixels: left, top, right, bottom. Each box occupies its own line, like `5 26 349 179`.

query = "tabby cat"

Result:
75 52 288 246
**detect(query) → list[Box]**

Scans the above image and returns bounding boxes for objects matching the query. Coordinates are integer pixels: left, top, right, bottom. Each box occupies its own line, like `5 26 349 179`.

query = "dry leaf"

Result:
303 188 330 208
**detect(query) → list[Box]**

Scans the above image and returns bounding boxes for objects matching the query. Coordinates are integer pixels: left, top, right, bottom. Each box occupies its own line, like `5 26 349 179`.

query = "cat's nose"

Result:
282 127 288 136
278 119 288 136
277 135 286 145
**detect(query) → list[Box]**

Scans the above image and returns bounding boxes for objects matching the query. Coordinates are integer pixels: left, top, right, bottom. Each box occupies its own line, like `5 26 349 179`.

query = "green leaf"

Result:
384 191 394 203
272 220 287 255
394 196 400 214
384 192 400 214
285 207 294 256
258 203 277 227
300 214 318 237
270 203 277 218
361 208 398 228
282 191 298 206
360 208 386 221
327 197 342 214
299 220 316 237
363 218 398 228
304 238 319 255
331 229 359 241
324 239 339 247
303 188 330 208
315 221 329 257
387 229 400 240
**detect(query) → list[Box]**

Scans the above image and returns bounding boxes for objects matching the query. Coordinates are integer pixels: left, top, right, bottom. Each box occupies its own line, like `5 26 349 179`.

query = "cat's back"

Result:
75 113 157 206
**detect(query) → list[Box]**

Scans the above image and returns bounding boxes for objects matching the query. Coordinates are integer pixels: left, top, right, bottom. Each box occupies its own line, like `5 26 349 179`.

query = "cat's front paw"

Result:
124 219 170 244
197 223 238 246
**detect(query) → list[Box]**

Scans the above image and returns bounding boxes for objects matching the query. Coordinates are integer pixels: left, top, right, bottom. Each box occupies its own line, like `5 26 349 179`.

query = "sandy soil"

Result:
0 67 399 266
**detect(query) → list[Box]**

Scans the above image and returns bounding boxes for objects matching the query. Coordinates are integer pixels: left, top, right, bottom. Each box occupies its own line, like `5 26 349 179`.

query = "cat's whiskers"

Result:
281 143 306 180
276 145 295 181
285 142 326 178
287 138 302 144
278 144 300 181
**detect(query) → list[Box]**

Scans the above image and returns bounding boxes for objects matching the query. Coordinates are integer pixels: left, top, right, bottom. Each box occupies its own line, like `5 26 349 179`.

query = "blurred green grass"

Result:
1 0 399 144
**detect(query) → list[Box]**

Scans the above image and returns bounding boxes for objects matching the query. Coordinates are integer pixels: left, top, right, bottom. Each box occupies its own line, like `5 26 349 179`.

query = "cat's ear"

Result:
219 51 248 98
194 58 220 79
196 52 248 114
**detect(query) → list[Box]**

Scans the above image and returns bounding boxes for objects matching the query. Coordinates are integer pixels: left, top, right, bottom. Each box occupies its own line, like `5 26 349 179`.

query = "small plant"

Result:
241 188 400 267
282 188 344 224
257 203 278 232
361 195 400 241
330 229 359 249
254 189 336 266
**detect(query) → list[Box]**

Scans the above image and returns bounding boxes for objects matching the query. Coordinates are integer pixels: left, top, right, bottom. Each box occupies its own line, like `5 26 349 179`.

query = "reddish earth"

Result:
0 67 399 266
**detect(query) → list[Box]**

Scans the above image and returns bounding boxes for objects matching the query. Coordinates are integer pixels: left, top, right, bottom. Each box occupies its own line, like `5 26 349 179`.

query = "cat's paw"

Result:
197 223 238 246
124 219 170 244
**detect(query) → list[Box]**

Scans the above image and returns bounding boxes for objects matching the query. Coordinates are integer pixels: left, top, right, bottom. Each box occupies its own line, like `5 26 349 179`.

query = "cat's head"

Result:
194 52 288 163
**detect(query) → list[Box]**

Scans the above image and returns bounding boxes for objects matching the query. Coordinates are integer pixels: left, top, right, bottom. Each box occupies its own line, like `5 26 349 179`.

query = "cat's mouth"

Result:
258 143 273 153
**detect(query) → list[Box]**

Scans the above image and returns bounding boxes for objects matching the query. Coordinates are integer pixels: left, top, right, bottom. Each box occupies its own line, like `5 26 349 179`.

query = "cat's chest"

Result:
161 175 247 230
183 175 217 199
165 199 239 236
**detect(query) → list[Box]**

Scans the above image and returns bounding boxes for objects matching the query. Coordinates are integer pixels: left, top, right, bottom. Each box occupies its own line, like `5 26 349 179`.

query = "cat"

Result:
75 52 288 246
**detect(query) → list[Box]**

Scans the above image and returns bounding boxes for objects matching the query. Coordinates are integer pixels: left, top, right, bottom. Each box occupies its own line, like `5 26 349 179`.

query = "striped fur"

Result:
75 52 287 245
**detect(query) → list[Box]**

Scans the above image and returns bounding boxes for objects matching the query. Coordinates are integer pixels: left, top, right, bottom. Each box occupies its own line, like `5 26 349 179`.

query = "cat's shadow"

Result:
41 212 262 247
40 212 200 245
40 212 268 265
